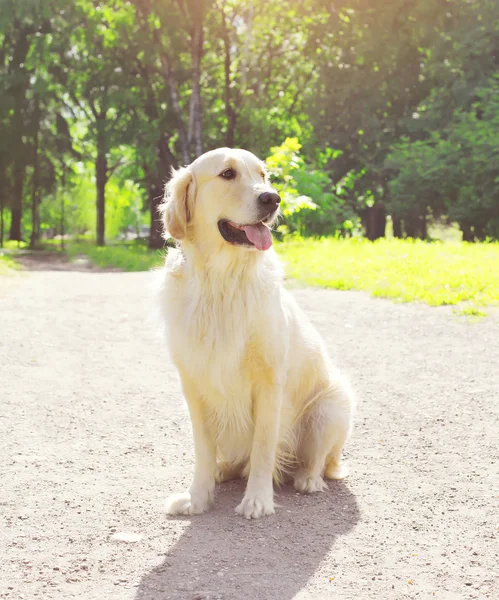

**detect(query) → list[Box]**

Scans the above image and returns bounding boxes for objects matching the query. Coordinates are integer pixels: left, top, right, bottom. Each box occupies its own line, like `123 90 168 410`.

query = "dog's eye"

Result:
220 168 236 180
261 172 266 180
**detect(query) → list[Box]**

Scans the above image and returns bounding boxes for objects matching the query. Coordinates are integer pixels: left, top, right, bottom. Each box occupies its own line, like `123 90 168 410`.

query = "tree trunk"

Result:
460 222 473 242
191 14 204 158
147 136 175 249
153 29 190 165
60 165 66 250
405 212 427 239
420 213 427 240
376 206 387 239
404 215 418 238
133 63 176 249
187 92 195 148
240 0 254 89
9 86 25 242
220 0 236 147
10 164 24 241
392 216 402 238
146 141 173 250
30 95 41 248
8 26 31 242
364 204 386 241
0 186 4 247
96 130 108 246
148 179 165 249
474 225 485 241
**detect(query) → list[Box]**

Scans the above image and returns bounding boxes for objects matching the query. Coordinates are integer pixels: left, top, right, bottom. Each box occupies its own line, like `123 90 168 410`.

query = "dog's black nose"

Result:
258 192 281 208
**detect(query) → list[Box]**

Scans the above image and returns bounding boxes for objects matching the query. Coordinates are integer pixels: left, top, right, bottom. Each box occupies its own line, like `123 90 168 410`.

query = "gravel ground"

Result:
0 256 498 600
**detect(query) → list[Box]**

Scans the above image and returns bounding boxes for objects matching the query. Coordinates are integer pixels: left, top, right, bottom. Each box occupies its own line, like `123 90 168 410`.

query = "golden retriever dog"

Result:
158 148 354 519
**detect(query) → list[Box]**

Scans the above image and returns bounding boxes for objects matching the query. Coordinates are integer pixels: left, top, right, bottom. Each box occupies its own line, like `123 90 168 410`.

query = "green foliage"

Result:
265 138 317 217
36 163 146 240
105 179 145 240
383 0 499 239
387 76 499 240
265 138 359 236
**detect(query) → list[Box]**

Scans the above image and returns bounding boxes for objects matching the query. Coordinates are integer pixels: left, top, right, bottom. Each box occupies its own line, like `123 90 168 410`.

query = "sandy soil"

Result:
0 255 498 600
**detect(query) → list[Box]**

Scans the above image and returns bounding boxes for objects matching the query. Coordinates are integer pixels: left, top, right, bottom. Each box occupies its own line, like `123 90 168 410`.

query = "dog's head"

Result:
161 148 280 251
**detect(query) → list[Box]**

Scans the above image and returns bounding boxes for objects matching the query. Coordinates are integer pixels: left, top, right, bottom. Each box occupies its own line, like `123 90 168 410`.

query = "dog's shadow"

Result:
135 479 359 600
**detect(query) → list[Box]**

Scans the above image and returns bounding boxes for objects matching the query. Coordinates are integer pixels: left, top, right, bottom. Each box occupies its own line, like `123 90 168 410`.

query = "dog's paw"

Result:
164 491 212 516
235 493 275 519
294 470 327 493
324 460 349 480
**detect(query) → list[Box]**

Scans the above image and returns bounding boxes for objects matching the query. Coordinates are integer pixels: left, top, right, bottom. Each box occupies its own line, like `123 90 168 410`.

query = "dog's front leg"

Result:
165 374 216 515
236 385 281 519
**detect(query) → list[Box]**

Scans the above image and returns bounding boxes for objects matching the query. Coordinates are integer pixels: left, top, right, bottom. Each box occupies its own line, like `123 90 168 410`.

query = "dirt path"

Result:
1 258 498 600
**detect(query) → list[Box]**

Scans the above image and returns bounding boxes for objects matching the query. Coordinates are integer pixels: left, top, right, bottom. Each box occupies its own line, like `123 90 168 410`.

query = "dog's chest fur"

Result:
163 249 284 383
160 250 289 460
160 249 298 471
183 279 280 384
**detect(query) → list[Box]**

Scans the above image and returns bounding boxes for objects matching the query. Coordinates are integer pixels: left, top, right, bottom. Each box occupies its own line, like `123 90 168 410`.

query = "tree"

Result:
0 1 49 241
385 0 499 240
308 0 451 239
53 1 139 245
0 0 77 245
2 0 498 246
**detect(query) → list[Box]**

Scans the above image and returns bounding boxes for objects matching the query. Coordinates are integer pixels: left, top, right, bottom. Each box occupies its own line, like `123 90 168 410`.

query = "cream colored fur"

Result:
158 148 354 519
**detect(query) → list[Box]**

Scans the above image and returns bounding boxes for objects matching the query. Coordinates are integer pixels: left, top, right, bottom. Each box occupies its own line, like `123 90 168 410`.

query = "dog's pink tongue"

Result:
242 223 273 251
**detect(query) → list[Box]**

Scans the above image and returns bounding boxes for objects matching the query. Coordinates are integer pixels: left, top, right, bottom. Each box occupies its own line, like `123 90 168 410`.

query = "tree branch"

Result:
68 91 93 121
107 157 126 177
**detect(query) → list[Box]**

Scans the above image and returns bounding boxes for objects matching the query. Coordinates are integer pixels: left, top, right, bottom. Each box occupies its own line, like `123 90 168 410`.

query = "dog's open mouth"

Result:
218 219 273 251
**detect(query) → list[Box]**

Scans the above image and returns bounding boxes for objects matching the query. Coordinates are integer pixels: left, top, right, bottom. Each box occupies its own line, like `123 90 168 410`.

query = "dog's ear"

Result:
161 167 194 240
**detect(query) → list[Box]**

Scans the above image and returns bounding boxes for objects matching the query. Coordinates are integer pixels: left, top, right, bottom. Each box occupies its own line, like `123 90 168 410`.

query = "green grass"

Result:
0 252 19 274
67 240 164 272
2 240 29 250
277 237 499 310
453 306 487 318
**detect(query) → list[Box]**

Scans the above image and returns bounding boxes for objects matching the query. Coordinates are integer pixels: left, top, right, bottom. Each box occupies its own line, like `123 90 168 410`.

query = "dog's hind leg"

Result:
215 461 243 483
294 377 354 493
